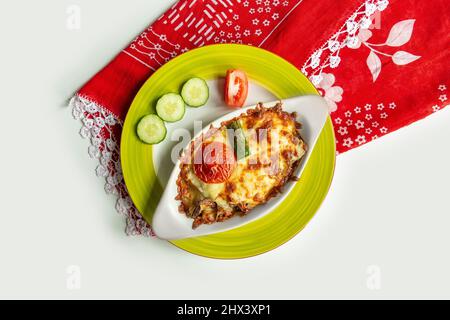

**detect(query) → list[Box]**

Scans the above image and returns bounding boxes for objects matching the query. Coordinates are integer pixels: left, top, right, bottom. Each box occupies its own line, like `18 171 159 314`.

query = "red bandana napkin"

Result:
71 0 449 236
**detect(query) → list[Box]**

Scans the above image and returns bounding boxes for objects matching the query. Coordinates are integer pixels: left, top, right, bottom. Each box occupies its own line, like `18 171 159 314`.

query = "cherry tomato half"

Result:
193 141 236 184
224 69 249 108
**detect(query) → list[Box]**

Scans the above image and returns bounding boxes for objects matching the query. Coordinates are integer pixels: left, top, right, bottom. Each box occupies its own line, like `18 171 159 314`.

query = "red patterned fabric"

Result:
73 0 449 235
79 0 449 153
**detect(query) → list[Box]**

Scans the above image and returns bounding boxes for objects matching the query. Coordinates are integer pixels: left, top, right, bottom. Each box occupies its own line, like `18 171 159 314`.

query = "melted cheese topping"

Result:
177 103 306 228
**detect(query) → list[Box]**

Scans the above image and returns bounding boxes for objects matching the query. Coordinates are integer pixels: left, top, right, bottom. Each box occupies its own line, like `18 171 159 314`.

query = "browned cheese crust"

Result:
176 102 307 229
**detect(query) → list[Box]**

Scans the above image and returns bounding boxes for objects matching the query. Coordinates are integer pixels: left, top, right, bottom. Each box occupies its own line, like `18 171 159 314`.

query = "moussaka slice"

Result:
175 102 307 229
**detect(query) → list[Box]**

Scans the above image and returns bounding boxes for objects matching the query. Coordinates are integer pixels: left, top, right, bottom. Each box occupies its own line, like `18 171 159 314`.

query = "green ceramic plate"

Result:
121 44 335 259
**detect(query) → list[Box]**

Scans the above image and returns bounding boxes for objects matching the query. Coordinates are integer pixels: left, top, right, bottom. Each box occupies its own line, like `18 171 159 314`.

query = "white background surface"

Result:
0 1 449 299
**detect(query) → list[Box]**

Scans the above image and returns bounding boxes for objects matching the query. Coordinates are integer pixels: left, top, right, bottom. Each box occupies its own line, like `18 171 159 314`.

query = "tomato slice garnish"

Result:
193 141 236 184
225 69 249 108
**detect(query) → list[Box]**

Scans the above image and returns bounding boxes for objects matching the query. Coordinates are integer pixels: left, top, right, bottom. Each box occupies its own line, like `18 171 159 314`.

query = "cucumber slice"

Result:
181 77 209 107
136 114 167 145
156 93 185 122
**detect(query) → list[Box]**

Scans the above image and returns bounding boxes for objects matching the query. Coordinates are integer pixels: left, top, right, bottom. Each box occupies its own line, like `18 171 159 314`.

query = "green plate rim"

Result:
121 44 336 259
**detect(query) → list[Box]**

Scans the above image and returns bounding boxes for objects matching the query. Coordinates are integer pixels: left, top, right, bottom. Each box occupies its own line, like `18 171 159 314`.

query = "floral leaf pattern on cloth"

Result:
315 73 343 112
345 18 420 82
72 0 449 235
391 51 420 65
385 19 415 47
301 0 389 86
366 50 382 81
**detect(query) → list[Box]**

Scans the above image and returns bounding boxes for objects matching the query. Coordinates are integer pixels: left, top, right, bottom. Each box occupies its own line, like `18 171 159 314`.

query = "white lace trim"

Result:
70 95 153 237
301 0 390 86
